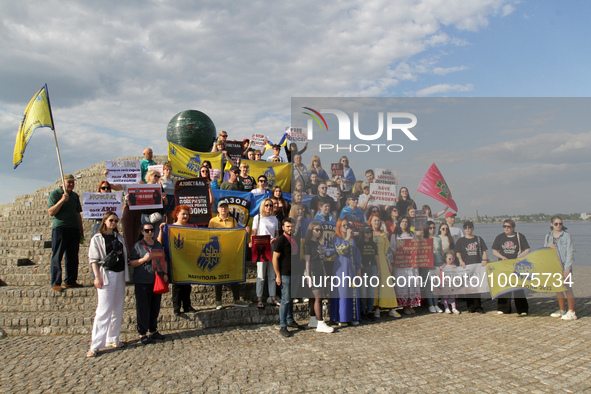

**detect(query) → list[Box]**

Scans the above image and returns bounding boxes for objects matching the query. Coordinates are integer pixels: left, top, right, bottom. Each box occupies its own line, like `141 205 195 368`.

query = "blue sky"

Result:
1 0 590 216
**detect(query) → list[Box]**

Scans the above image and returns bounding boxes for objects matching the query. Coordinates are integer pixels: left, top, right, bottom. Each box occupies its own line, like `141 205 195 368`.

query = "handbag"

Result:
100 250 119 270
153 273 169 294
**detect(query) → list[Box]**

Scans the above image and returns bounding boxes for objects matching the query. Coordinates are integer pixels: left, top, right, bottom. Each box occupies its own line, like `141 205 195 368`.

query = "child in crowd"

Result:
441 252 460 315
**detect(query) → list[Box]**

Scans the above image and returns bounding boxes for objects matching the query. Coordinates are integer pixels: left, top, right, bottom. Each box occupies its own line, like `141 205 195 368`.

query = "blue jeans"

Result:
279 275 293 328
50 227 80 287
359 265 378 315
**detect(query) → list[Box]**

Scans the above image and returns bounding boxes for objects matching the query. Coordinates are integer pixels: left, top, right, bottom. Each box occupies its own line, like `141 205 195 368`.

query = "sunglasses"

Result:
143 228 154 233
264 203 273 207
100 187 111 191
313 228 322 232
107 219 119 223
553 222 563 226
503 225 513 228
258 179 267 183
153 175 161 178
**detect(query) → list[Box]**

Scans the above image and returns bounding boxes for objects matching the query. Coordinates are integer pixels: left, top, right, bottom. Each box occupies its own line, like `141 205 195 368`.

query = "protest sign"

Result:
105 160 141 184
225 140 243 164
392 238 433 268
431 264 490 296
375 168 398 184
369 183 397 206
326 186 340 202
148 164 164 176
127 184 163 210
252 235 272 263
175 178 211 225
331 162 344 178
82 192 122 219
285 127 308 143
414 210 428 234
250 134 267 148
151 249 167 273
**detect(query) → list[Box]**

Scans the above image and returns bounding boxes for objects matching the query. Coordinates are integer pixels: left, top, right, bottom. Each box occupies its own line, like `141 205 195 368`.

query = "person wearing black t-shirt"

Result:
455 221 488 313
492 219 530 315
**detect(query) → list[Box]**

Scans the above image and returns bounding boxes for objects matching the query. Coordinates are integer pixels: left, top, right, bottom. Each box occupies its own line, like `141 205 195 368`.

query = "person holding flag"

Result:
14 85 85 290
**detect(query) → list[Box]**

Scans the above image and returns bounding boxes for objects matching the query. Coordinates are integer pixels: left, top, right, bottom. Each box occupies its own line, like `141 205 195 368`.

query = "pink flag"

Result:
417 164 458 212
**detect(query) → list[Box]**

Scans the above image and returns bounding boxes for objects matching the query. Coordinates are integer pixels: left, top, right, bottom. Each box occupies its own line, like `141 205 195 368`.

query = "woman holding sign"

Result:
158 206 195 316
141 170 168 240
251 198 280 308
129 222 167 344
390 216 420 315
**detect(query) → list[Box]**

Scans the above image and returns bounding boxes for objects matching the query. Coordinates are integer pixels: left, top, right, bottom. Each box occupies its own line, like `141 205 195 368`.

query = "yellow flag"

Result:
13 84 54 168
486 248 566 299
246 159 292 191
167 141 223 180
168 225 246 285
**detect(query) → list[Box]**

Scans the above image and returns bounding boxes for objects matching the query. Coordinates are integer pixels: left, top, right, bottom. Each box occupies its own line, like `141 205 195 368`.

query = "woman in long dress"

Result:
390 216 421 315
368 214 399 318
330 218 362 325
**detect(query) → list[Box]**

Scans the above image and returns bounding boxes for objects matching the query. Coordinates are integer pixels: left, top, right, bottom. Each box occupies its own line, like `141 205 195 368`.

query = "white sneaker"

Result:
497 311 504 315
374 310 381 318
561 311 577 321
308 316 318 328
389 309 401 318
303 298 310 302
428 306 437 313
519 312 528 316
445 308 451 314
316 320 334 333
293 299 300 304
351 320 360 326
550 309 565 318
452 308 461 315
435 306 443 313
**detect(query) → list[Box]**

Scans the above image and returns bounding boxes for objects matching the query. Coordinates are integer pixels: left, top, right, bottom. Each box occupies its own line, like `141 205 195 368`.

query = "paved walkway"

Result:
1 297 590 393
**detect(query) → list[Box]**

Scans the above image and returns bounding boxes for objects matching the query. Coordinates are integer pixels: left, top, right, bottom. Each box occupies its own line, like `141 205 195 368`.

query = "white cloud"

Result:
0 0 519 204
415 83 474 96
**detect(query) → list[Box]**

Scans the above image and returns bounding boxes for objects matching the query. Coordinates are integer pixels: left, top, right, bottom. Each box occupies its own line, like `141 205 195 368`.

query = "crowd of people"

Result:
45 130 577 352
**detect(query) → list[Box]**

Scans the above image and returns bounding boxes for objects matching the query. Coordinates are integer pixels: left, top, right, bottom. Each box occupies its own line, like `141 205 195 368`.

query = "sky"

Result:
1 0 590 217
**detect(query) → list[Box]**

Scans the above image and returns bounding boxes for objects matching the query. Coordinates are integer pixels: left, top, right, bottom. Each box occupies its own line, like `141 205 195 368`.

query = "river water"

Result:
466 221 590 267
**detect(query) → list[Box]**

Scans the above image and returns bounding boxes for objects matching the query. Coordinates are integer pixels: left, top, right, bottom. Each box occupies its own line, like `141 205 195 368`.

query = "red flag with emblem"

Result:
417 163 458 212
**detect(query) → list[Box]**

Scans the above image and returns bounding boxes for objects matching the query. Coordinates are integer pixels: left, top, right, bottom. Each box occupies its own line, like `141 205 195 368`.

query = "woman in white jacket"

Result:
86 212 129 357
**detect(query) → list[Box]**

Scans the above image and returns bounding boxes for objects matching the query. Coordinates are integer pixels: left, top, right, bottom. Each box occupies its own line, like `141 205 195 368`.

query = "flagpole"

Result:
44 84 66 191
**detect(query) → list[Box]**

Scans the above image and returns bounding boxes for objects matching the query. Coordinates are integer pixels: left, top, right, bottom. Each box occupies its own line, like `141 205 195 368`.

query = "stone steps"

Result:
0 302 309 336
0 281 261 313
0 261 258 286
0 155 308 336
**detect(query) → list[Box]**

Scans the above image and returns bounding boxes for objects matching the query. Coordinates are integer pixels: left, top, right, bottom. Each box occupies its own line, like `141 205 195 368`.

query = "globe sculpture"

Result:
166 110 216 152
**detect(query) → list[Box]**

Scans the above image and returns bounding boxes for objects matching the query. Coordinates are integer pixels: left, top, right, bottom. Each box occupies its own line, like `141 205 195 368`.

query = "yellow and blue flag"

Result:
486 247 566 299
247 159 292 191
167 141 223 180
13 84 54 168
167 225 247 285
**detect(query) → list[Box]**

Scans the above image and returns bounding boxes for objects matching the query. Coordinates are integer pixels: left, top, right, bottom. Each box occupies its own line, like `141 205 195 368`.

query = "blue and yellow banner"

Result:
486 247 566 299
14 84 54 168
167 141 223 180
247 159 292 191
167 225 247 285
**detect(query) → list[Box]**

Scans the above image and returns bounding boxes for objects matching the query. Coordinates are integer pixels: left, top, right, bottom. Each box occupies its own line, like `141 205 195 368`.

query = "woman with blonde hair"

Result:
368 213 399 318
309 155 328 180
251 197 280 308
